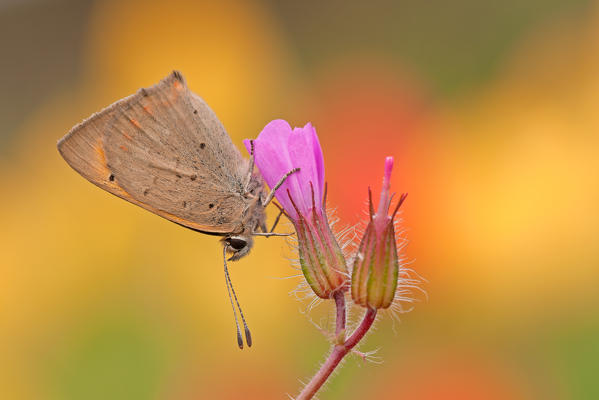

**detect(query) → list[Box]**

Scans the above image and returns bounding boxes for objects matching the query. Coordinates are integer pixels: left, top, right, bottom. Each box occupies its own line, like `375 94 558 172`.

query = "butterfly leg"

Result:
262 167 300 207
253 205 292 238
252 232 292 237
269 208 284 233
243 140 255 191
259 220 268 233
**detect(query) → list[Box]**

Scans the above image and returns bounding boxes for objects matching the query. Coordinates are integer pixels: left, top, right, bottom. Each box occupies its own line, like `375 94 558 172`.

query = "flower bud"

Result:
290 186 348 299
352 157 406 309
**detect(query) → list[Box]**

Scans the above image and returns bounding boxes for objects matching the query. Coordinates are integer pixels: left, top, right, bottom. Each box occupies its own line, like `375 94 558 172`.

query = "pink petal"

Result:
288 125 322 212
307 123 325 203
245 119 326 220
244 120 296 217
374 156 394 231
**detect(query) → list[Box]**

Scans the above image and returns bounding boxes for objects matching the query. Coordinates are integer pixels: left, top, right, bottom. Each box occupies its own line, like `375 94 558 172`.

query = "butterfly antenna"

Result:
223 247 243 348
222 246 252 348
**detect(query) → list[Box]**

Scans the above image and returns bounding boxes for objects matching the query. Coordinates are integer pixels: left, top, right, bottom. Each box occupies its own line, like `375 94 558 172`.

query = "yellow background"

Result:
1 0 598 398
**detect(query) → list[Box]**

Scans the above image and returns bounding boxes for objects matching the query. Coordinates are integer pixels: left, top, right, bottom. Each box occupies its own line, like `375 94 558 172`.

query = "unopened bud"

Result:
352 157 406 309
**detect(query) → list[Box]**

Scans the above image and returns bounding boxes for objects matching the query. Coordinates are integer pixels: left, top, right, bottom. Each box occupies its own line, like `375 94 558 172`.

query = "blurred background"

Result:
1 0 598 399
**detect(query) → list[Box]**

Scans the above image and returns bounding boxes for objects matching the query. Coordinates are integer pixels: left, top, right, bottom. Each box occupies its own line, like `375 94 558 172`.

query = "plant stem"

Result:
296 300 377 400
333 291 346 340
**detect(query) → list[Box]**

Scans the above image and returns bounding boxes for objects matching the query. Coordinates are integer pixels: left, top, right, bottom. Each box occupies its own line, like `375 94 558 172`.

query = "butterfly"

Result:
57 71 297 348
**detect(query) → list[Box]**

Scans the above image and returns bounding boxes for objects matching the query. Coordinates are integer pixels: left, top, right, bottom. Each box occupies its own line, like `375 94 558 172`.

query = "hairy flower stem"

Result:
296 298 377 400
334 291 346 342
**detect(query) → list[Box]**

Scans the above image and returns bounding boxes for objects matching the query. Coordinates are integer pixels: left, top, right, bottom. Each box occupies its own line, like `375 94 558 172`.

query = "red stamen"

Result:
310 181 316 212
367 187 374 220
287 189 302 219
391 193 408 219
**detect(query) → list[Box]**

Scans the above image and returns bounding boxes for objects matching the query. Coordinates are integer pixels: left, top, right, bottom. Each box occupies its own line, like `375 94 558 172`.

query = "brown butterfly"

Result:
57 71 296 348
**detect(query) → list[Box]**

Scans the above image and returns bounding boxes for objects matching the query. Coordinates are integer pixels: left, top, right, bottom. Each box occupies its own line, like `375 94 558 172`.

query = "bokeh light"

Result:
1 0 598 399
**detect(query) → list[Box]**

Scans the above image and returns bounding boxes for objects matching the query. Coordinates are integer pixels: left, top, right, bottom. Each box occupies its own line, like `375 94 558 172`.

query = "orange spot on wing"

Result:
122 131 132 140
119 145 128 152
91 139 114 184
142 105 152 114
129 118 141 129
95 141 107 164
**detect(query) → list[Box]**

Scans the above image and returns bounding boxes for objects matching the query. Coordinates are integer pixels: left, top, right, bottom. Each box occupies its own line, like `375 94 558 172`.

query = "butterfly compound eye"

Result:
227 237 247 251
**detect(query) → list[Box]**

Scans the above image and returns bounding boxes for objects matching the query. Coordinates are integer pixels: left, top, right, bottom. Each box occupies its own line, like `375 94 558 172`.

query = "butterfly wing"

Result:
57 71 249 234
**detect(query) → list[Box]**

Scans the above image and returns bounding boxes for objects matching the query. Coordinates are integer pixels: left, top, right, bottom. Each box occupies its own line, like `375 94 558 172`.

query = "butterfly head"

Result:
223 234 254 261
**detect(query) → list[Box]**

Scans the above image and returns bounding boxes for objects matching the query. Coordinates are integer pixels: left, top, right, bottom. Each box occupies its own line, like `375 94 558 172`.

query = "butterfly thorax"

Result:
223 172 266 261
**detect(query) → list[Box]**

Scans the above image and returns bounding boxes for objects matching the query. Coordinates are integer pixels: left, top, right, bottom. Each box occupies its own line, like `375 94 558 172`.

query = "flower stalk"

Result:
297 298 377 400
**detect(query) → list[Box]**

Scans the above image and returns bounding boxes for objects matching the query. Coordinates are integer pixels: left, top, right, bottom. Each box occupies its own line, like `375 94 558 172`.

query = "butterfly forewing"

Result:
58 71 250 234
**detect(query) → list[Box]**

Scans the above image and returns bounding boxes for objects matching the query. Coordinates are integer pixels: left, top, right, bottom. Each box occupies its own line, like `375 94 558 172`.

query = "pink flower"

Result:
243 119 324 220
351 157 407 309
245 120 347 298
